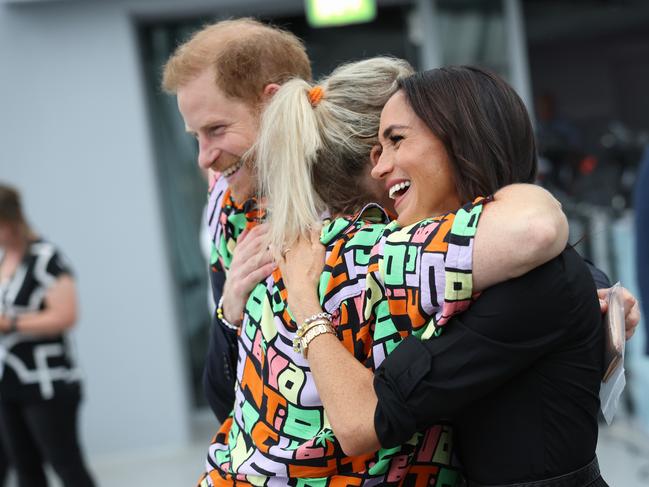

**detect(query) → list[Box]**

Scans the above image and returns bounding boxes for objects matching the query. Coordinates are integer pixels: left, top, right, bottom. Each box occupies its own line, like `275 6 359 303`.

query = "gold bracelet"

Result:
297 318 332 337
301 322 336 358
293 319 335 357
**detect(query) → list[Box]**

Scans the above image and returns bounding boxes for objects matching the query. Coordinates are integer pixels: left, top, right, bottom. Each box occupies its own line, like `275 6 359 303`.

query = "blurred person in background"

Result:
535 92 583 193
0 184 95 487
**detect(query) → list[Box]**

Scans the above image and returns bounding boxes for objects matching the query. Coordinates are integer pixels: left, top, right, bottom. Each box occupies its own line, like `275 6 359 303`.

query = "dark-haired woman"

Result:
280 67 611 486
0 184 95 487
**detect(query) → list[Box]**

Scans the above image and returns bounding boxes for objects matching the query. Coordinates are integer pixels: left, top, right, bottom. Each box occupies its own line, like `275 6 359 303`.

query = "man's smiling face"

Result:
177 68 259 203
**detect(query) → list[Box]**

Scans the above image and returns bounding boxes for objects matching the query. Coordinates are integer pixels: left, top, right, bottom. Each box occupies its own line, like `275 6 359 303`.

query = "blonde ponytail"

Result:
257 78 325 257
256 57 415 257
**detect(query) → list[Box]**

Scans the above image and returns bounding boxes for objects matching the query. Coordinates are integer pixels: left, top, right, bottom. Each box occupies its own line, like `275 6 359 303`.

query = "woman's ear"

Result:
370 144 382 167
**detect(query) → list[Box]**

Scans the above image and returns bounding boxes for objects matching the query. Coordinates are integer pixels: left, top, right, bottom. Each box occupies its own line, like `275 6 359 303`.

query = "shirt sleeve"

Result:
373 248 596 448
375 197 488 340
203 312 239 422
583 259 611 289
46 250 73 279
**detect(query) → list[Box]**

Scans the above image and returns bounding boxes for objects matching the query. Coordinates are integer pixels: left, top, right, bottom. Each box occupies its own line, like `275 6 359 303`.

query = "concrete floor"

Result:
8 417 649 487
597 418 649 486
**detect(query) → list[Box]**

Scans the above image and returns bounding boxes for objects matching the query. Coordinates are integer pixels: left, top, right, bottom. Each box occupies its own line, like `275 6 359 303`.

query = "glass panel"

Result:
436 0 510 80
138 21 214 408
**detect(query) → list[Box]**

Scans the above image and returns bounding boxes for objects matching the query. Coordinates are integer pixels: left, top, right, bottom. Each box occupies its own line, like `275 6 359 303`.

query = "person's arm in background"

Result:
0 274 77 335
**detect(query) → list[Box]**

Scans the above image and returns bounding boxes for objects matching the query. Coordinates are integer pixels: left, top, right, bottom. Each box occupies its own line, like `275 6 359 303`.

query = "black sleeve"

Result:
583 259 611 289
373 249 588 448
203 261 239 422
46 249 73 279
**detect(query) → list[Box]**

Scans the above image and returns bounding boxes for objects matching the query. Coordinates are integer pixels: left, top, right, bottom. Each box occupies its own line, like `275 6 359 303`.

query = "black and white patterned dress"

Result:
0 239 81 401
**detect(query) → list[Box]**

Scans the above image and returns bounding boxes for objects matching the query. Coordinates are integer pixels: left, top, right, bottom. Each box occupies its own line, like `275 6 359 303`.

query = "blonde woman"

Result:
200 58 568 486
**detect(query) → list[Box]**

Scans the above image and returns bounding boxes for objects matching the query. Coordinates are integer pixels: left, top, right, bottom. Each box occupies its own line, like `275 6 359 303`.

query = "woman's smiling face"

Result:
372 91 461 227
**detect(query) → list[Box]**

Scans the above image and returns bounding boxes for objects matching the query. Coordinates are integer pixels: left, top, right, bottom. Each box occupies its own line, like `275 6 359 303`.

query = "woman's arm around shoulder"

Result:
472 183 568 291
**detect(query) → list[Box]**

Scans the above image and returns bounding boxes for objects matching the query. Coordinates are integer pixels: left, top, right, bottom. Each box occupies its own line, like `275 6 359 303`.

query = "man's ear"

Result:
262 83 281 101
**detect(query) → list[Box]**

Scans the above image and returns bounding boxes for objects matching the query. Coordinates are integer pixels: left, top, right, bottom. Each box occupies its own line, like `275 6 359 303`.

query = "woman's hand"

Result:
280 230 380 456
221 224 276 325
278 228 326 325
597 286 641 340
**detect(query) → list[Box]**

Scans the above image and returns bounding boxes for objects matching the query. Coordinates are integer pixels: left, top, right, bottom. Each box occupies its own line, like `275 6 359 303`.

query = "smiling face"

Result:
177 68 259 203
372 91 461 226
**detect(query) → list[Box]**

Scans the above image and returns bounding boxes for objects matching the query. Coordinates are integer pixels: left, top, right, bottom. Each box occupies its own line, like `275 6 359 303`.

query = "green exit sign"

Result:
305 0 377 28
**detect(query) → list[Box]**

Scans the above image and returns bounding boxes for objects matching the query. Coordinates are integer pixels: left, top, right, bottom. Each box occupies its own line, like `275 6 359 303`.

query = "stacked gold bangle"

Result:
293 312 336 357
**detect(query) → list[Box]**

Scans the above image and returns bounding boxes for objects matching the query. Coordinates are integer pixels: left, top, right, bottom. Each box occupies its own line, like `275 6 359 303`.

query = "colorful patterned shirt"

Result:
202 176 487 487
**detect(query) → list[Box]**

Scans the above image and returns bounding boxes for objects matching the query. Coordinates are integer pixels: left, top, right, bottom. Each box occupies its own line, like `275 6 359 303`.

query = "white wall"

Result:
0 1 192 456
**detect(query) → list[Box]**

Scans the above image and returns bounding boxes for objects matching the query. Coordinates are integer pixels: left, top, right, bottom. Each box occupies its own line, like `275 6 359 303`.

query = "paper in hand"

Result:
599 282 626 424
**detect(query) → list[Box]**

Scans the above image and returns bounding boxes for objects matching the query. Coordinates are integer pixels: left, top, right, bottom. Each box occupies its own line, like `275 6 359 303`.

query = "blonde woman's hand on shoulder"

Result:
278 227 326 325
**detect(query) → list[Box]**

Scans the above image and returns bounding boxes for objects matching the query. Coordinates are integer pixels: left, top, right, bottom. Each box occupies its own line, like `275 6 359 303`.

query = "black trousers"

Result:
0 389 95 487
0 439 7 487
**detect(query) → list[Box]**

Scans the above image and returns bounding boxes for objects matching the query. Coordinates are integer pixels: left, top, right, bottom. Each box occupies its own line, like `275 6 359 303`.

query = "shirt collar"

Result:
320 203 390 245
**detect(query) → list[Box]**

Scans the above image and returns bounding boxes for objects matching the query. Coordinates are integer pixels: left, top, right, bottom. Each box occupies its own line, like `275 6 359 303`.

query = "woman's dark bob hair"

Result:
397 65 537 203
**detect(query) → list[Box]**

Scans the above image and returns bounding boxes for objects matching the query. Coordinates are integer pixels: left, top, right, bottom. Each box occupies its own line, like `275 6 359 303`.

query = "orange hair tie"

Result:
308 86 324 107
